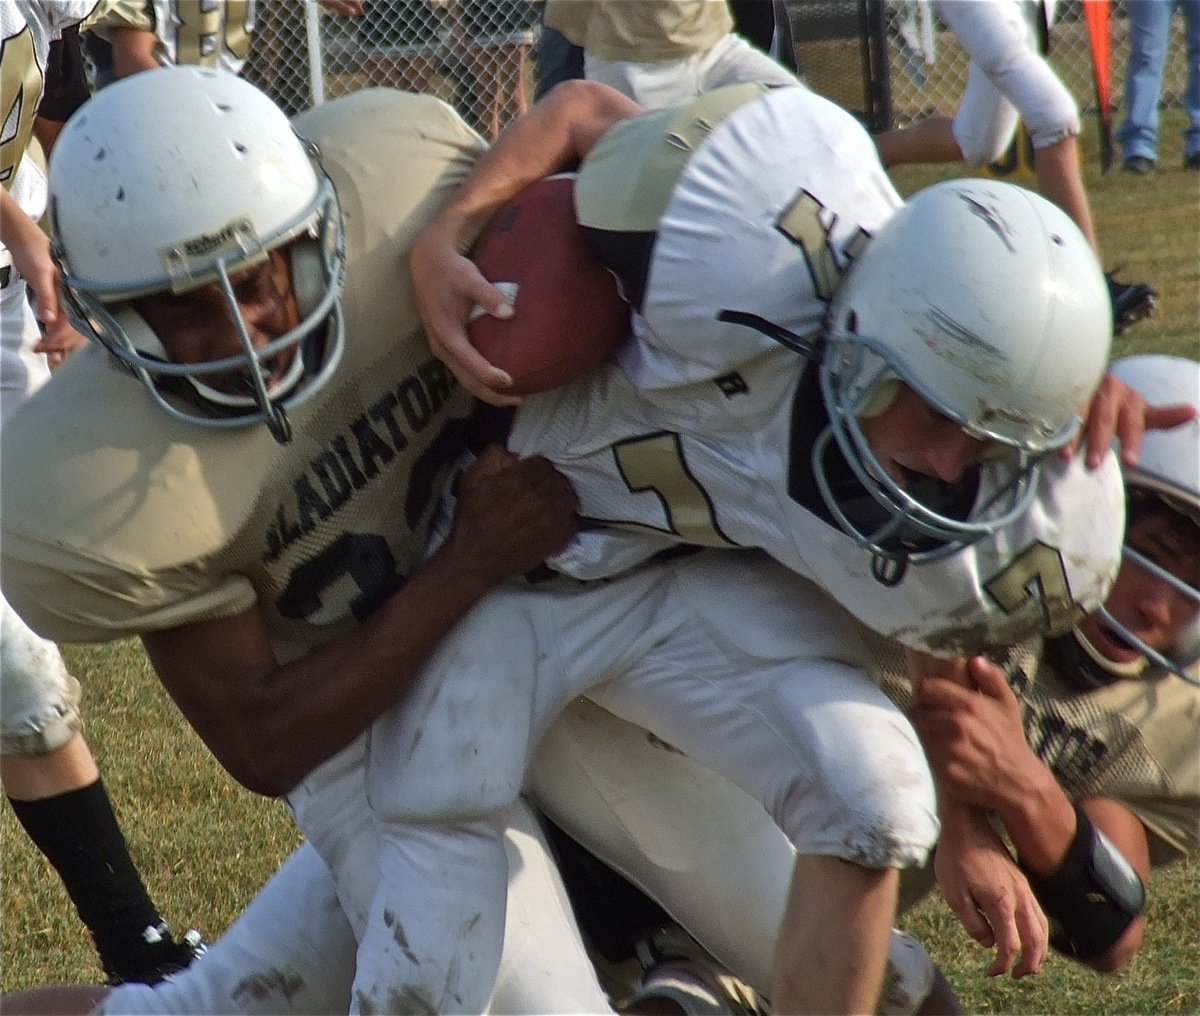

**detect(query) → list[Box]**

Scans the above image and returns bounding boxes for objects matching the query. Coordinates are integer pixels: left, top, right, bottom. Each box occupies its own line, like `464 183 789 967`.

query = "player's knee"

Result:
952 111 1012 166
1025 108 1082 152
0 611 81 756
781 722 937 868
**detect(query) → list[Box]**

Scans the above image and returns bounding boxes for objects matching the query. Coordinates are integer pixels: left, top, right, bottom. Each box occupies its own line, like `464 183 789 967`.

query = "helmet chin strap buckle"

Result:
871 553 907 587
265 403 292 444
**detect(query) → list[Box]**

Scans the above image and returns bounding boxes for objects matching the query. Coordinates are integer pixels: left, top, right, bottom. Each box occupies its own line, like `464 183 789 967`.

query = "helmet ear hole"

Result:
289 239 324 319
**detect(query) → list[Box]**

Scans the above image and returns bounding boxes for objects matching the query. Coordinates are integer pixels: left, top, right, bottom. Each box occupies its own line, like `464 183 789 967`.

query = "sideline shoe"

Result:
1122 155 1155 174
1185 152 1200 170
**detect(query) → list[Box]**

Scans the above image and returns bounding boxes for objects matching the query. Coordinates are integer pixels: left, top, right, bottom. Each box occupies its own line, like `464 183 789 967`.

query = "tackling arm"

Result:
912 658 1149 972
906 651 1050 977
145 448 577 796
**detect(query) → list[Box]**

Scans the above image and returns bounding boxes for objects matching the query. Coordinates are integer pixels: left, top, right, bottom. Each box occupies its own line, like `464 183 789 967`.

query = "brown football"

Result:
468 175 630 395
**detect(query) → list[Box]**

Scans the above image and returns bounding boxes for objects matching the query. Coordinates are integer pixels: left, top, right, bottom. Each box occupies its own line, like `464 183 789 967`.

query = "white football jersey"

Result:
508 84 1123 656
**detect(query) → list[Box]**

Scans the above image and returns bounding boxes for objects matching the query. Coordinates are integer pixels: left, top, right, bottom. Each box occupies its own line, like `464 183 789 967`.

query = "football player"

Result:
1 0 207 986
541 0 799 110
358 80 1136 1015
0 65 608 1014
535 353 1200 997
82 0 363 85
11 353 1195 1015
0 71 1170 1015
871 0 1157 334
908 353 1200 975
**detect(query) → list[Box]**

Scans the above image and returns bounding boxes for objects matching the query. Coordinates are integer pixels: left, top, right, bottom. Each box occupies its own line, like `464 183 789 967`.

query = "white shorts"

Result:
584 32 798 110
353 549 937 1013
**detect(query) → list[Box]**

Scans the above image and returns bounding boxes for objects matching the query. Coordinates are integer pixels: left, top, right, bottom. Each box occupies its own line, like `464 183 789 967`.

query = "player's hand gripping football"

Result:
411 219 522 407
440 445 578 590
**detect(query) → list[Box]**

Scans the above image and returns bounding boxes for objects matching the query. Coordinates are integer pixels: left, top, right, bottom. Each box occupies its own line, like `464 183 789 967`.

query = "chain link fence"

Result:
792 1 1193 131
244 1 1191 142
245 0 539 136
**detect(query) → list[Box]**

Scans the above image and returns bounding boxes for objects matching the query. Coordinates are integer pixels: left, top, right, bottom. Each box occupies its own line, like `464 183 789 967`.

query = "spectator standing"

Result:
541 0 796 108
1117 0 1200 172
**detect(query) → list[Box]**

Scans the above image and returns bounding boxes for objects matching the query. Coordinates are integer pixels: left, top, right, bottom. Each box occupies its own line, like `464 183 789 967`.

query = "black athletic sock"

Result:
8 778 173 980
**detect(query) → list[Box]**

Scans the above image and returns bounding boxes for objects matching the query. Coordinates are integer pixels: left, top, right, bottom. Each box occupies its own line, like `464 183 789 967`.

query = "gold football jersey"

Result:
1 1 115 200
543 0 734 63
876 638 1200 865
1 90 482 663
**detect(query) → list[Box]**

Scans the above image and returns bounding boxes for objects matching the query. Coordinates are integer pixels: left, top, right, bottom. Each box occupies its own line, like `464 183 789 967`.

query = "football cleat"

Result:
105 924 207 986
628 924 768 1016
1105 272 1157 335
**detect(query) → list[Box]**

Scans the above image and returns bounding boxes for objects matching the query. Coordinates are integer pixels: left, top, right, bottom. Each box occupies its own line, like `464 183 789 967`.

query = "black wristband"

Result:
1020 804 1145 961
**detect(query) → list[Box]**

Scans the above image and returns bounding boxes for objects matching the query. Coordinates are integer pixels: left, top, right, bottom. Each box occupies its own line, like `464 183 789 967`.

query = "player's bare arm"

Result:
933 805 1049 979
0 188 86 367
411 79 640 404
144 447 577 796
904 650 1050 977
913 658 1152 974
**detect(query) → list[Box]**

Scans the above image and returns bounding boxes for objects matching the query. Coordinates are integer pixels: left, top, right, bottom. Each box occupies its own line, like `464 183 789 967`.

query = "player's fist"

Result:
444 445 578 588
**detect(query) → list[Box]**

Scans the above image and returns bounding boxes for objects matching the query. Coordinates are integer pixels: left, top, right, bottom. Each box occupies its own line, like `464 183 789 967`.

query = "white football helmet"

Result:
815 178 1111 564
1088 355 1200 682
50 66 345 443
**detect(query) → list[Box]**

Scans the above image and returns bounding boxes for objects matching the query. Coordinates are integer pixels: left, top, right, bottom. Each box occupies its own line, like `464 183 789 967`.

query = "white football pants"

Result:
103 698 939 1015
353 549 938 1013
99 795 612 1015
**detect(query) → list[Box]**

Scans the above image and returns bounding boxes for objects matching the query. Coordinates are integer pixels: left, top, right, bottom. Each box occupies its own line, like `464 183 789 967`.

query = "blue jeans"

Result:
1117 0 1200 160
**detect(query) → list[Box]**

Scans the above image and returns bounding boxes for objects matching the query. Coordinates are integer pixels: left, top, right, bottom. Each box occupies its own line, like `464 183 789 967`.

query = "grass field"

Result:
2 108 1198 1012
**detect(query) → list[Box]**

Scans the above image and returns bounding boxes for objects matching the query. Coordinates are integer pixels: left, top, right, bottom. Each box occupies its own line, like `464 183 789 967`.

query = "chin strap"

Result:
1072 625 1148 682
